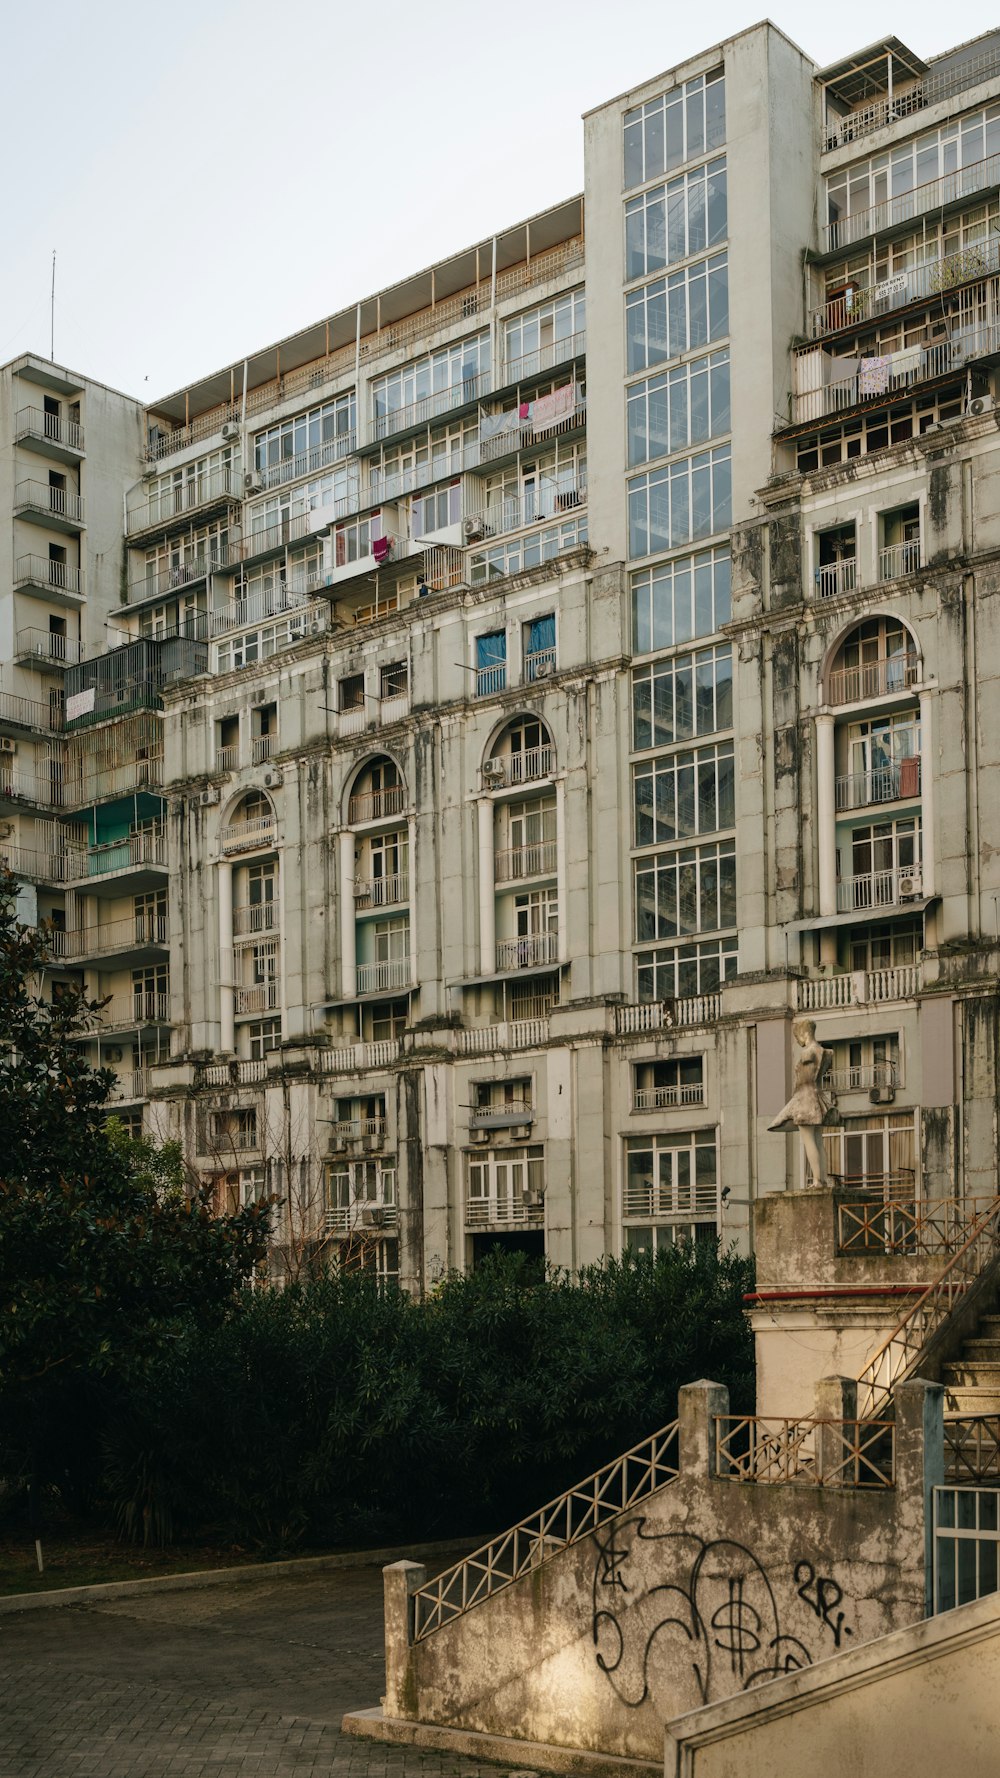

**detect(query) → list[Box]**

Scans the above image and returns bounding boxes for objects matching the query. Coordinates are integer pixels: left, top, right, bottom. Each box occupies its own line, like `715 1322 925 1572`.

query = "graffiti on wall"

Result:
591 1515 853 1711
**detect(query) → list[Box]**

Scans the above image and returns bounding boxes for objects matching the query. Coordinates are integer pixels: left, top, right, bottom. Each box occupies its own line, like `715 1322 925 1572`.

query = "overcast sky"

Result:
1 0 995 403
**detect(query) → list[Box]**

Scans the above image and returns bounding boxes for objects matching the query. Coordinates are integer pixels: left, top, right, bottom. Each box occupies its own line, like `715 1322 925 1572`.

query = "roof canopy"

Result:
818 36 928 106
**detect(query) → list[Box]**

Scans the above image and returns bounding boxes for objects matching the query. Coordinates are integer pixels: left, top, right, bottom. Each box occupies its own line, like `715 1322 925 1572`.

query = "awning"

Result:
817 37 927 106
787 898 934 934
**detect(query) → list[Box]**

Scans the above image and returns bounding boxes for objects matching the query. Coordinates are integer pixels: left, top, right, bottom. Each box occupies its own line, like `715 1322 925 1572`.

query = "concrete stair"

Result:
943 1312 1000 1414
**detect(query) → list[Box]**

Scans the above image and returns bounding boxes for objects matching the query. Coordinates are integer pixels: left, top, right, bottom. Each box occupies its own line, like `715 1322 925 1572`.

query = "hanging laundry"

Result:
480 408 520 444
372 535 392 564
858 356 890 396
531 384 576 433
519 400 532 420
889 345 922 380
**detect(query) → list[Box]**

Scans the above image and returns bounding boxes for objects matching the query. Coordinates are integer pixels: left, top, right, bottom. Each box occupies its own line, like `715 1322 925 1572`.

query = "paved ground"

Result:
0 1564 521 1778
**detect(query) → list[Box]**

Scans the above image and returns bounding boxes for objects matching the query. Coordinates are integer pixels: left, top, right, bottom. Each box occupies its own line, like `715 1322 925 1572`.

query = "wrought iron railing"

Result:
494 841 557 883
412 1419 679 1640
481 746 553 789
944 1417 1000 1483
715 1416 895 1488
857 1195 1000 1417
815 558 857 599
836 1195 996 1258
221 815 276 854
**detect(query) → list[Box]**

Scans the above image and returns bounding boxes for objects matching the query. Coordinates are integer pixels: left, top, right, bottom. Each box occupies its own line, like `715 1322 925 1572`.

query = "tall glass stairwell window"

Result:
624 69 725 189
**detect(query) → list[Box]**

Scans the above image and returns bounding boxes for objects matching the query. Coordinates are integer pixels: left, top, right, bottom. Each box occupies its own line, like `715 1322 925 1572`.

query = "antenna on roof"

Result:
50 251 56 363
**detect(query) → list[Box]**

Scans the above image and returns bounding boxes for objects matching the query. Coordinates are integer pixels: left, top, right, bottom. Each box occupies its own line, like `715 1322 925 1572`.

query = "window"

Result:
632 643 733 750
624 70 725 189
841 818 921 907
524 614 556 680
841 711 920 809
370 998 409 1041
466 1146 544 1223
209 1108 258 1152
626 253 729 373
254 392 356 481
633 1057 705 1109
827 616 918 704
848 921 922 972
215 615 313 673
879 502 921 579
633 741 735 845
132 964 168 1018
338 1235 399 1287
514 888 558 937
506 974 559 1020
333 1095 387 1141
815 523 858 598
252 702 277 763
627 350 730 466
380 661 408 700
412 481 461 537
476 631 507 696
637 933 738 1001
469 514 587 583
217 713 240 766
325 1159 397 1231
635 838 736 942
825 103 1000 239
632 549 730 654
828 1035 899 1094
624 1129 718 1245
823 1110 916 1191
628 445 731 558
248 1018 281 1059
340 672 365 712
504 291 586 372
134 891 167 943
371 333 490 432
472 1079 533 1124
625 159 727 280
372 918 409 963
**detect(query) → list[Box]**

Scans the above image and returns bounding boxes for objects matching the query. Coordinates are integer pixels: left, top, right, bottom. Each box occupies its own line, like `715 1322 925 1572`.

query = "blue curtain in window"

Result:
476 631 507 669
527 615 555 655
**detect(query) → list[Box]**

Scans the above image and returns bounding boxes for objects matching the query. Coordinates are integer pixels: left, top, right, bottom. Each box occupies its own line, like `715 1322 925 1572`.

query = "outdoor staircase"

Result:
943 1303 1000 1414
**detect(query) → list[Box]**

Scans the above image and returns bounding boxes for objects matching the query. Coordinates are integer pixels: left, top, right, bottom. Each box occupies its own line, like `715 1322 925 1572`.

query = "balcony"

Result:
14 407 84 461
216 744 239 772
466 482 587 546
827 652 919 707
0 841 85 883
0 767 64 811
470 1098 534 1130
633 1082 706 1110
127 553 239 610
206 581 319 638
220 814 276 855
809 233 1000 338
879 540 921 582
198 1059 268 1087
796 965 923 1010
63 758 163 810
790 321 1000 426
144 405 239 462
62 912 169 964
314 1038 402 1074
371 368 493 445
83 828 168 883
836 758 921 811
107 1069 150 1104
348 785 406 824
476 663 507 697
237 510 314 568
14 480 85 532
836 865 924 913
356 957 411 994
823 150 1000 254
465 1191 544 1230
234 981 279 1014
232 902 277 937
525 647 558 683
125 468 238 540
457 1018 550 1054
14 627 84 670
258 431 357 492
0 690 63 735
824 46 1000 152
494 841 557 883
815 559 857 600
827 1061 898 1094
331 1117 387 1145
481 746 553 790
615 995 722 1032
499 328 587 390
496 932 560 971
251 734 275 766
13 555 85 605
91 993 171 1030
623 1180 718 1219
479 397 588 467
324 1200 398 1236
353 873 408 908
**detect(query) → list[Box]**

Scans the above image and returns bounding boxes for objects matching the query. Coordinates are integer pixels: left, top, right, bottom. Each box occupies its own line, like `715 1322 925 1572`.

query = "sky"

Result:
1 0 997 403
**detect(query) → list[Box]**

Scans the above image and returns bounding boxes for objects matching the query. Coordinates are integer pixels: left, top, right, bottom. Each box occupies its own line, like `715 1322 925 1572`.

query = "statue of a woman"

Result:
767 1017 833 1188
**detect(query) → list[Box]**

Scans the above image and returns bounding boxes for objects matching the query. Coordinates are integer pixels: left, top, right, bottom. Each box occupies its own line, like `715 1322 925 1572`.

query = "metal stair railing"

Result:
858 1195 1000 1419
411 1420 679 1641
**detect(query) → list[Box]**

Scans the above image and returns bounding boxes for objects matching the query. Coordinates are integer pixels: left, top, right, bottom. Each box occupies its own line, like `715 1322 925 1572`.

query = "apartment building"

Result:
5 21 1000 1291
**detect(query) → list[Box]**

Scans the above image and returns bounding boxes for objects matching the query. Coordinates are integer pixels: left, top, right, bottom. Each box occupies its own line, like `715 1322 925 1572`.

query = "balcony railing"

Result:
199 1059 269 1086
0 768 64 809
827 1061 898 1094
356 957 410 994
829 1170 917 1198
85 828 167 877
14 407 84 452
525 647 558 682
372 368 493 442
457 1018 550 1054
824 47 1000 152
216 744 239 772
827 652 919 706
232 902 277 936
251 734 275 765
353 873 408 908
624 1180 718 1219
243 347 357 420
330 1117 387 1144
496 932 559 970
206 584 321 638
62 913 168 961
91 993 171 1029
128 552 239 607
476 662 508 697
220 815 276 854
499 329 587 388
479 399 588 466
15 480 85 524
324 1200 398 1235
615 995 722 1032
14 627 84 667
63 759 164 808
815 559 857 599
823 150 1000 253
144 405 240 461
14 555 84 598
633 1081 706 1110
466 482 587 545
315 1038 402 1074
234 981 279 1014
126 468 238 537
108 1069 150 1104
494 841 557 883
715 1416 895 1489
465 1192 544 1228
796 964 923 1010
0 843 86 883
482 746 553 790
0 690 63 734
879 540 921 581
792 321 1000 424
835 758 922 810
809 232 1000 337
469 1098 534 1128
258 432 357 492
836 865 923 913
348 784 406 824
834 1195 998 1259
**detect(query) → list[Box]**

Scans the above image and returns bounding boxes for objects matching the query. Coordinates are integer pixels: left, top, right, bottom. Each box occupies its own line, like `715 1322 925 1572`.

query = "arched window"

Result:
826 616 919 707
347 756 405 825
483 716 555 789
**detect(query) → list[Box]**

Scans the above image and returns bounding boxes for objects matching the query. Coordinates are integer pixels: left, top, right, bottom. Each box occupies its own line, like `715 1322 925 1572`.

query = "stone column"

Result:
816 712 836 917
678 1379 730 1478
814 1375 858 1483
383 1558 427 1719
338 830 356 1000
894 1377 945 1619
555 778 568 965
919 689 935 898
217 860 234 1054
477 796 495 975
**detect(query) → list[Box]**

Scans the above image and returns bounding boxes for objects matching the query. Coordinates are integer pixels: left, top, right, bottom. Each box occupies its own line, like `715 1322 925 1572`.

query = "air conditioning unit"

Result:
199 786 220 806
470 1127 490 1144
482 759 506 784
463 515 487 542
141 464 158 481
108 1046 124 1064
243 472 264 494
0 738 16 755
967 395 996 418
522 1188 544 1208
532 659 554 680
898 870 923 901
221 421 241 442
869 1085 896 1106
263 767 283 789
512 1124 532 1141
361 1206 386 1228
361 1132 380 1152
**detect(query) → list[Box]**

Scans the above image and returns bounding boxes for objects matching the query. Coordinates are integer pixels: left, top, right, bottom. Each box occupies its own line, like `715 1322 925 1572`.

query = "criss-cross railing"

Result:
411 1420 679 1641
837 1195 996 1258
857 1196 1000 1419
944 1417 1000 1484
715 1416 895 1488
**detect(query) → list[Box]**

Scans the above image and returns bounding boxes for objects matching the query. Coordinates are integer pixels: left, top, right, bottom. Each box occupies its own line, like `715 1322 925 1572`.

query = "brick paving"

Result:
0 1565 521 1777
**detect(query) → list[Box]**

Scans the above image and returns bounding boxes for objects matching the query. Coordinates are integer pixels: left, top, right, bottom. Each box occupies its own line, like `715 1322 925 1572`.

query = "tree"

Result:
0 874 270 1503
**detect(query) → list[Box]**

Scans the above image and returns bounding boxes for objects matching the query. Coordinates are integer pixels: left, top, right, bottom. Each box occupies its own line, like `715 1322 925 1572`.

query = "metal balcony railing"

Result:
14 407 85 452
108 1069 150 1103
499 329 587 388
827 651 919 705
632 1081 706 1110
0 690 63 733
63 758 163 808
624 1180 718 1219
251 734 275 765
482 746 553 790
809 233 1000 337
126 468 238 536
815 559 857 599
92 993 171 1028
0 767 64 809
879 540 922 581
85 828 167 877
469 1097 534 1127
14 627 84 667
216 745 239 773
220 814 276 854
232 902 277 937
465 1192 545 1228
356 956 410 994
144 405 240 461
826 1060 898 1093
15 480 85 524
525 647 558 682
348 784 406 823
466 482 587 546
353 873 408 908
372 368 492 442
258 431 357 492
496 931 559 970
823 150 1000 253
62 913 168 961
330 1117 387 1144
0 843 86 883
494 841 557 883
824 47 1000 152
476 662 507 697
835 758 921 810
234 981 279 1014
128 553 238 607
792 322 1000 424
836 865 923 912
715 1416 895 1488
14 555 84 597
323 1199 398 1235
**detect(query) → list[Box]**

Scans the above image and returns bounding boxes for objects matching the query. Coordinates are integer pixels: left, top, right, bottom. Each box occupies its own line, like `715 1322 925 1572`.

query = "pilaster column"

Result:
919 689 935 898
339 830 356 1000
556 779 568 965
816 713 836 917
407 814 417 987
217 860 234 1054
477 797 495 975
